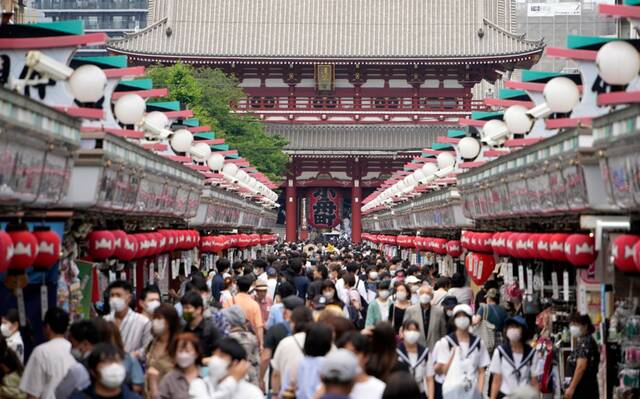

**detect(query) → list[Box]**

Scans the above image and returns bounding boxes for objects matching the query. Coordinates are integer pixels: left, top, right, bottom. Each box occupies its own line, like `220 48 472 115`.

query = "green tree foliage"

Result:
146 62 288 182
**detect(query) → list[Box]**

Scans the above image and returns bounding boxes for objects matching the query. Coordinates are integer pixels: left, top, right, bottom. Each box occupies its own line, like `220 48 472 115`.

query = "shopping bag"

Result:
442 347 483 399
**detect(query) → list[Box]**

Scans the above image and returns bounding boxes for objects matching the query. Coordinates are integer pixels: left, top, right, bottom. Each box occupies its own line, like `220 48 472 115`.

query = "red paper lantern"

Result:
525 234 539 259
211 236 225 252
514 233 530 259
446 240 463 257
32 227 61 269
564 234 597 267
505 233 519 258
549 233 570 262
431 238 448 255
0 231 13 273
120 234 138 261
251 233 261 247
475 232 494 253
260 235 271 246
111 230 128 260
536 234 552 260
7 228 38 271
491 232 506 256
468 232 480 251
460 231 472 250
465 252 496 286
87 230 115 261
199 236 212 253
135 233 151 258
613 234 640 272
157 231 168 253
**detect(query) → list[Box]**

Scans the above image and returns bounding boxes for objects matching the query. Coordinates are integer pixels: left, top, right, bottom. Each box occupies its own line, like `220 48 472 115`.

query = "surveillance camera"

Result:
26 51 74 81
526 102 552 119
139 118 172 140
435 166 454 178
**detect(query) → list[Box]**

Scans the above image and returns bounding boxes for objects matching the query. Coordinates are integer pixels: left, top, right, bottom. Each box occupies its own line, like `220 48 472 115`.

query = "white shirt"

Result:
350 376 386 399
489 346 540 395
377 299 390 322
448 287 474 306
267 278 278 301
272 332 306 393
19 337 76 399
6 331 24 364
336 277 368 306
432 335 491 384
189 376 263 399
104 308 151 354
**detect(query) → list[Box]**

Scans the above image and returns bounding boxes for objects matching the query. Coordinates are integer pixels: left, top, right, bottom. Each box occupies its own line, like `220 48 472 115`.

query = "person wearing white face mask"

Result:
1 309 24 364
365 280 393 328
104 281 152 358
152 332 203 399
138 285 162 320
489 316 540 399
144 305 181 399
397 320 429 395
68 343 138 399
432 304 491 399
403 284 448 351
563 314 599 399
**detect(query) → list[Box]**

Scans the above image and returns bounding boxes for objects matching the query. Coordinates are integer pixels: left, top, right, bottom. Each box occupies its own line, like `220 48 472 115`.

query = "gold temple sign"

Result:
315 64 334 92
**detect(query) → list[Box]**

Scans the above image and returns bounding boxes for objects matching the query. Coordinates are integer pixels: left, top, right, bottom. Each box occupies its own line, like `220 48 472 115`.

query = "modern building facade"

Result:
108 0 544 242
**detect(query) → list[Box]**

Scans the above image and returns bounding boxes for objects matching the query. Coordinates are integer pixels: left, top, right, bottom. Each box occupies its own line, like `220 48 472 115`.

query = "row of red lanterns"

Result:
361 234 463 258
0 227 61 273
200 234 277 253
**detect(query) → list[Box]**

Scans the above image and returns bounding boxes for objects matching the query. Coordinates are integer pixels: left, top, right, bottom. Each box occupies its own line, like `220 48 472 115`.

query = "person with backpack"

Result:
489 316 540 399
343 273 365 330
432 304 490 399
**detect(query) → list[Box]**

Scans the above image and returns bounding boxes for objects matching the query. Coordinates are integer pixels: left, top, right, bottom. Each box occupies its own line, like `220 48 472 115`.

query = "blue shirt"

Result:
266 303 285 330
293 275 310 299
296 356 324 399
212 273 225 302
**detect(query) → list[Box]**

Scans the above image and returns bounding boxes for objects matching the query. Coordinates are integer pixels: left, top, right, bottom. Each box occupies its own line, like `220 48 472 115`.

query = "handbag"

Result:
471 304 496 354
442 347 483 399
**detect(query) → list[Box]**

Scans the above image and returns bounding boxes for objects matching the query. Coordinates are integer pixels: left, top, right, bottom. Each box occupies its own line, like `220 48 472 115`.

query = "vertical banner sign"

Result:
40 285 48 320
526 268 534 295
315 64 335 92
563 271 570 302
308 188 342 229
518 265 526 291
507 263 514 285
75 260 95 320
552 271 559 300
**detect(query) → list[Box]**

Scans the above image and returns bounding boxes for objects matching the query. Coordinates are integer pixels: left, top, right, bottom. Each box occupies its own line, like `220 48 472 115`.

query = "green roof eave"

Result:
521 70 568 83
213 144 230 151
421 154 435 158
432 143 453 151
624 0 640 5
471 111 504 120
447 129 466 138
118 79 153 90
183 119 200 127
567 35 617 50
29 20 84 35
72 55 128 69
194 132 215 140
499 88 528 100
146 101 181 111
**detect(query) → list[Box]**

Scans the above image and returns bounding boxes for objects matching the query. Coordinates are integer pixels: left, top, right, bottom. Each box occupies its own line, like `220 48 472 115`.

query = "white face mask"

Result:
369 272 379 281
152 319 166 336
396 291 407 301
419 294 432 304
323 290 335 300
208 355 230 383
454 316 470 331
404 330 420 345
99 362 126 389
506 328 522 342
109 297 127 313
146 300 161 314
378 290 390 300
176 351 197 369
410 285 419 293
569 325 583 338
0 323 13 338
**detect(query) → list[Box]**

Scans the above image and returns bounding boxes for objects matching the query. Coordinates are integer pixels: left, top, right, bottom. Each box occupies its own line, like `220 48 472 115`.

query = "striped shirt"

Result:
105 309 152 354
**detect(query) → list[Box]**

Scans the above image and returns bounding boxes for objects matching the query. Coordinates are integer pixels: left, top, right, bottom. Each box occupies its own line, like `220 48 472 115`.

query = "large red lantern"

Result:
446 240 463 257
514 233 530 259
120 234 138 261
475 232 494 253
613 234 640 272
549 233 569 261
536 234 552 260
7 227 38 271
564 234 597 267
431 238 448 255
251 233 261 247
211 236 225 252
32 227 61 269
199 236 213 253
460 231 472 250
491 232 507 256
0 231 13 273
465 252 496 286
135 233 150 258
87 230 115 261
260 234 271 246
505 233 517 258
525 234 539 259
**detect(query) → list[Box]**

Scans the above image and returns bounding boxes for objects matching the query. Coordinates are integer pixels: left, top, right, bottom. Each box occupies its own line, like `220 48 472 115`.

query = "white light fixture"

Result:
413 168 426 182
236 169 249 184
207 153 225 172
457 137 481 159
436 151 456 169
504 105 533 134
170 129 194 153
481 119 510 147
139 111 172 140
67 64 107 103
189 142 212 163
596 40 640 86
543 77 580 114
421 162 438 178
222 162 240 177
114 93 146 125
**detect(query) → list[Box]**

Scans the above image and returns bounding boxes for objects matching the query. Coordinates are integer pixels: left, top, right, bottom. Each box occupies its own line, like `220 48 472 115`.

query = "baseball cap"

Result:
313 295 328 310
440 295 458 309
319 348 359 382
505 315 528 330
266 267 277 277
405 275 420 284
282 295 305 311
452 304 473 317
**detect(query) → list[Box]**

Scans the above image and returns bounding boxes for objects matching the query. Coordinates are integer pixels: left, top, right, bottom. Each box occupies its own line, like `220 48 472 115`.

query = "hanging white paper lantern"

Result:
170 129 194 153
222 163 239 177
504 105 533 134
481 119 510 146
68 64 107 103
413 169 426 182
596 40 640 86
458 137 481 159
189 142 212 163
236 169 249 184
114 93 146 125
207 153 225 171
436 151 456 169
143 111 169 129
421 162 438 176
543 77 580 114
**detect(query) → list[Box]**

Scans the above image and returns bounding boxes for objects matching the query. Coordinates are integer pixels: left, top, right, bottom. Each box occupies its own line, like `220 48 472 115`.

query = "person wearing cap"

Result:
489 316 540 399
365 280 393 328
223 305 260 387
223 276 264 349
432 304 491 399
440 296 459 333
403 285 447 351
252 280 272 325
265 267 278 302
317 349 360 399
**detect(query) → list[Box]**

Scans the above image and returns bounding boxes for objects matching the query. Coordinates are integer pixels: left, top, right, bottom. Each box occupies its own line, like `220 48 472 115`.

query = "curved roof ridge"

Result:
110 17 168 46
483 18 544 46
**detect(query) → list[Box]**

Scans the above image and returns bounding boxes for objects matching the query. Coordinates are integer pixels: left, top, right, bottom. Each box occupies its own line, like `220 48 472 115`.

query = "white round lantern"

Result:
481 119 510 146
207 153 225 171
144 111 169 130
189 142 212 162
236 169 248 183
421 162 438 176
68 64 107 103
504 105 533 134
114 93 146 125
457 137 481 159
222 162 239 177
596 40 640 86
413 169 426 182
543 77 580 113
170 129 194 153
436 151 456 169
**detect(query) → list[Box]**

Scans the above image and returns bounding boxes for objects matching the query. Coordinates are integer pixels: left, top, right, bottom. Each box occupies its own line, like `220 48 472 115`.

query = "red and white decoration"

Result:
32 228 61 269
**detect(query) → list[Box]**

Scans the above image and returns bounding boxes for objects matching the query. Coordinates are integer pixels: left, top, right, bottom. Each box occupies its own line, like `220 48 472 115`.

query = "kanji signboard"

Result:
308 188 341 228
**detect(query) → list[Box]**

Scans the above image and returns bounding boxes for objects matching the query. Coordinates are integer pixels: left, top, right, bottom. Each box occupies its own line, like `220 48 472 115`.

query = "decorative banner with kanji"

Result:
308 188 342 229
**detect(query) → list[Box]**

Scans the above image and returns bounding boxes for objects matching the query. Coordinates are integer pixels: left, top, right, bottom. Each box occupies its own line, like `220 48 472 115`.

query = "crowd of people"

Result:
0 242 600 399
